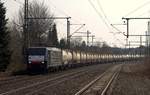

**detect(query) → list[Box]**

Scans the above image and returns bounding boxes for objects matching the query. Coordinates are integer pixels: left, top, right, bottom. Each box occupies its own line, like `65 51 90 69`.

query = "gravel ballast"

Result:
109 61 150 95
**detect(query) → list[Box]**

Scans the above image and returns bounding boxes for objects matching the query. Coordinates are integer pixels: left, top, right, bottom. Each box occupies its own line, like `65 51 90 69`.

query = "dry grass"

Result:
4 48 26 76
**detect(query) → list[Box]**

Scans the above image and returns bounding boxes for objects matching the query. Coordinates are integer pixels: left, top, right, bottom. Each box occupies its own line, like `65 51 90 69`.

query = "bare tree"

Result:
16 0 54 46
7 0 55 72
7 22 26 72
70 37 82 48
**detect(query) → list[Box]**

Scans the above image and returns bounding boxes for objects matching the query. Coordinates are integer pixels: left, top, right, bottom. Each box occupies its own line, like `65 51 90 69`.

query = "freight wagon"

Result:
26 47 141 73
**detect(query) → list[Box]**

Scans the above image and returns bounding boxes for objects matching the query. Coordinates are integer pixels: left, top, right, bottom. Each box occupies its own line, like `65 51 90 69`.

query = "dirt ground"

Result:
108 61 150 95
0 72 10 79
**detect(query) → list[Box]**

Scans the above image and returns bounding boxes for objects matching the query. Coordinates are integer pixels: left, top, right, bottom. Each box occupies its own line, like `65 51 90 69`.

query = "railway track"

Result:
0 64 112 95
0 71 87 95
0 65 98 92
75 64 122 95
0 75 45 86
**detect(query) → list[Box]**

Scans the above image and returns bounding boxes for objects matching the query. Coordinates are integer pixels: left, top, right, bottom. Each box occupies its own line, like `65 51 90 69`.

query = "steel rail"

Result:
25 71 89 95
75 65 122 95
74 67 112 95
25 64 106 95
0 70 85 95
101 65 122 95
0 75 43 85
0 64 103 95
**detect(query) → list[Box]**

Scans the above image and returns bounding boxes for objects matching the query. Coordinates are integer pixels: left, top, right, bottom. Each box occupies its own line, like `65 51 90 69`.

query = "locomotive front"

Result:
26 47 48 72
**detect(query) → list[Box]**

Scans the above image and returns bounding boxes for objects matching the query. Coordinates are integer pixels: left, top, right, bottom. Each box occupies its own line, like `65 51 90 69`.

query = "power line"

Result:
97 0 124 42
97 0 111 24
97 0 125 46
88 0 125 47
96 0 126 39
46 0 70 17
46 0 84 25
96 0 120 36
88 0 111 31
124 1 150 17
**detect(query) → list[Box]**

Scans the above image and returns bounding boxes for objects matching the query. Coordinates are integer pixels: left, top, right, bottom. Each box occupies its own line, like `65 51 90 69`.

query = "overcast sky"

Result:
3 0 150 47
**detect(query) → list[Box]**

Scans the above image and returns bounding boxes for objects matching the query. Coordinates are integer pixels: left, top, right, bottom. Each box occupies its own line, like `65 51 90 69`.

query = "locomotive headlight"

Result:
41 61 45 64
29 61 31 64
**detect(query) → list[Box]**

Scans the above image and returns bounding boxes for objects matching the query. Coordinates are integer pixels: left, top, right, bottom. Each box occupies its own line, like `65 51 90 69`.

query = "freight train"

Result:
26 47 141 72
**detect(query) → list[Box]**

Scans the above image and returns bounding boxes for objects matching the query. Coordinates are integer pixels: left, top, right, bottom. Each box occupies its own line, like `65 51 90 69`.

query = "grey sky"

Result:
3 0 150 47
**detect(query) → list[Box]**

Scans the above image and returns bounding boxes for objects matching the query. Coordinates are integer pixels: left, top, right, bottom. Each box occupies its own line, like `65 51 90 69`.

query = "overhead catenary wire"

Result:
112 1 150 47
97 0 125 46
124 0 150 17
46 0 85 25
97 0 122 35
43 0 87 39
88 0 111 31
45 0 70 17
88 0 125 47
97 0 111 24
96 0 117 33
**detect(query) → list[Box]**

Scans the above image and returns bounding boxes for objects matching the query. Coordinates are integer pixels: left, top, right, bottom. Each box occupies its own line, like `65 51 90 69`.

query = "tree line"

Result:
0 0 145 72
0 0 60 72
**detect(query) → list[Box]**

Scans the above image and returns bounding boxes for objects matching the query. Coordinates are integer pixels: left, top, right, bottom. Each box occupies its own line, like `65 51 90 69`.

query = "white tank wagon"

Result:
62 50 72 65
76 52 81 63
86 53 91 63
80 52 86 63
